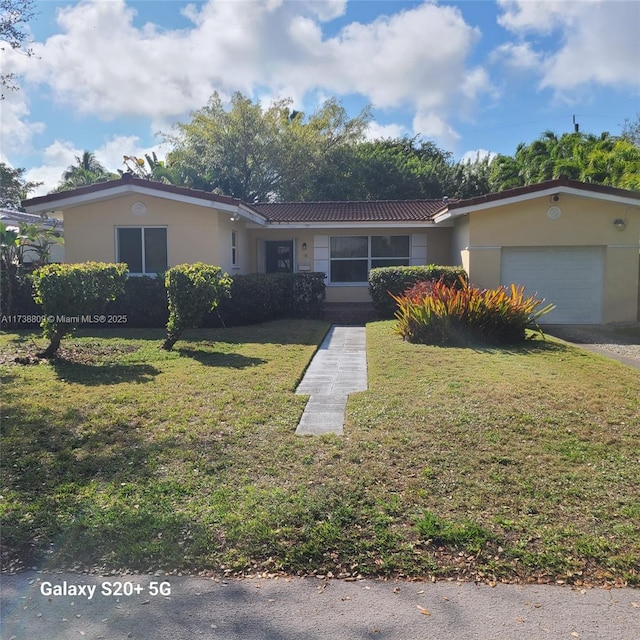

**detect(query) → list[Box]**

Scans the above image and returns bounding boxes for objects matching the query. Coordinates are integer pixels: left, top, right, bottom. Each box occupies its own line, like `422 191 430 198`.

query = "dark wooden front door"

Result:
266 240 293 273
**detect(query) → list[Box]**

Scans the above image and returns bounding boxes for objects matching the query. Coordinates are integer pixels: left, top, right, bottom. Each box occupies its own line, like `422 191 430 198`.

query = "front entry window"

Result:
330 235 410 283
266 240 293 273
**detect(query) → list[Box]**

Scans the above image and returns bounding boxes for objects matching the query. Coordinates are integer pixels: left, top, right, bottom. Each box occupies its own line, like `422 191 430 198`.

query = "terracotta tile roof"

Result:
22 174 242 209
252 200 446 223
445 176 640 211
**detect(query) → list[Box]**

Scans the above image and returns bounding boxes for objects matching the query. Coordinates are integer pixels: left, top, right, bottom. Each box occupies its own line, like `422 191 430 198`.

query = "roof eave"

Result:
23 182 274 225
434 184 640 222
246 219 442 229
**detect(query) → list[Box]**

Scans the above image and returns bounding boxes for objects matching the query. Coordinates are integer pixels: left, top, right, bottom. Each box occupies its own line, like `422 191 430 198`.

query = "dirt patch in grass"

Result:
0 335 139 366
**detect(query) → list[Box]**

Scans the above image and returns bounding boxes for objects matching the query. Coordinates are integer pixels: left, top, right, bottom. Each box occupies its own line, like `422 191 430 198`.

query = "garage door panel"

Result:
501 247 603 324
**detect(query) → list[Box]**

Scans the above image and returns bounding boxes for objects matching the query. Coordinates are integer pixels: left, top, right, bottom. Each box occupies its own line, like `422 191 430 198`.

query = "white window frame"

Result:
329 235 410 285
115 226 168 275
231 230 238 267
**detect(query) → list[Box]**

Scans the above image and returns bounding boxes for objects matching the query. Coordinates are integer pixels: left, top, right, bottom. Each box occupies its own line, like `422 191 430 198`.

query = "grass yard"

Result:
1 320 639 586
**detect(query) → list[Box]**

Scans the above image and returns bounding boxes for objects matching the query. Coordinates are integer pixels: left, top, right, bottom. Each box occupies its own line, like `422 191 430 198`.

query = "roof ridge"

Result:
254 198 445 205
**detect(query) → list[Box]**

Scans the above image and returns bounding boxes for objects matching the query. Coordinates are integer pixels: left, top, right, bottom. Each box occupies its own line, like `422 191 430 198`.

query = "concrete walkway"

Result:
295 325 367 435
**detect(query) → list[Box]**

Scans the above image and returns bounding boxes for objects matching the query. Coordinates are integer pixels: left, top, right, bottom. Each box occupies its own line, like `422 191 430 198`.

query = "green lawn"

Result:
1 320 638 586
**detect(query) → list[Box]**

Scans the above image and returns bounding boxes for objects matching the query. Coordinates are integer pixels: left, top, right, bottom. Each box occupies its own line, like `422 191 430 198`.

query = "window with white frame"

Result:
116 227 167 274
231 230 238 266
329 235 410 283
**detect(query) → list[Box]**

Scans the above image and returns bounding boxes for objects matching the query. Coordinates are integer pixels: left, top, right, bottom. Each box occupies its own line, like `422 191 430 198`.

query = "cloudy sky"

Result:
2 0 639 196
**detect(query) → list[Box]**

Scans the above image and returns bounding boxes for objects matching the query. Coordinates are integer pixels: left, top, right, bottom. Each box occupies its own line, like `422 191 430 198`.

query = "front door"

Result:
266 240 294 273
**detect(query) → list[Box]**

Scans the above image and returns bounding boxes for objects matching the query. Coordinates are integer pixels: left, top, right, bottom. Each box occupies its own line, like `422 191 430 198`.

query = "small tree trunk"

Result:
161 332 180 351
37 326 67 359
1 262 17 317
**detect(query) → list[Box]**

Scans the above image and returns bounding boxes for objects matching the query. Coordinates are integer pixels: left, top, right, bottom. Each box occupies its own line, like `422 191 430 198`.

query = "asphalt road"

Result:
1 571 638 639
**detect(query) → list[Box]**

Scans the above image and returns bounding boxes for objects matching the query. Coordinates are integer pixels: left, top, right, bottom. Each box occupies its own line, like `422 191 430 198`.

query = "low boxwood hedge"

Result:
5 269 326 329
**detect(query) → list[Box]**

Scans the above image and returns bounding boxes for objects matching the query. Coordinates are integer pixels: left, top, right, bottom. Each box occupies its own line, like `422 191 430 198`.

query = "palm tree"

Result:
53 151 116 192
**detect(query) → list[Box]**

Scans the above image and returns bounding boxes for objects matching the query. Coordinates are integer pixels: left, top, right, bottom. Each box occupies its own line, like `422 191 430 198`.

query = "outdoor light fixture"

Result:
302 242 307 250
230 213 239 222
613 219 627 231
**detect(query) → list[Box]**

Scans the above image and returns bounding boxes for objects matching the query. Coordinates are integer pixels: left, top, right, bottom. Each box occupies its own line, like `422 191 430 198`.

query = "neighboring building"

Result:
0 208 65 264
22 174 640 324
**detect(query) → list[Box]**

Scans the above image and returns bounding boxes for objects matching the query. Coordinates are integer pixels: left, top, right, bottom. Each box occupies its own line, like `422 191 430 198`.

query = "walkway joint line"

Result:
295 325 367 435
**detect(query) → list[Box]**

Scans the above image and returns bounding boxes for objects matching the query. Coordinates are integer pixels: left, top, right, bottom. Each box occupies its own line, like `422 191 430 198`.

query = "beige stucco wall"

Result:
63 199 461 305
458 194 640 323
246 227 457 303
426 227 455 266
61 194 251 275
247 228 314 274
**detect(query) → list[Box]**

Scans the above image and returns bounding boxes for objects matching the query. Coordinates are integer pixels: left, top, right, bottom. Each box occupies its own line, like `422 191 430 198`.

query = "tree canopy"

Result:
165 92 372 202
489 131 640 192
1 0 36 97
53 151 117 192
621 113 640 148
0 162 42 209
39 93 640 201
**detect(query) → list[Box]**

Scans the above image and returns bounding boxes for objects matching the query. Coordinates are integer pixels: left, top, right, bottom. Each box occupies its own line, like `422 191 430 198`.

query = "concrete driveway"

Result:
544 323 640 370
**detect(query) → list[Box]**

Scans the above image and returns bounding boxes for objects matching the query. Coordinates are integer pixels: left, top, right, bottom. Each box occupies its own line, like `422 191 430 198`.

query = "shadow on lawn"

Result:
471 339 568 356
177 348 266 369
51 359 160 385
1 401 190 567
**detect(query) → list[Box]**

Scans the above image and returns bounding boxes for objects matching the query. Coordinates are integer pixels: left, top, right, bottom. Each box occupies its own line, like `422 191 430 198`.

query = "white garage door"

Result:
501 247 604 324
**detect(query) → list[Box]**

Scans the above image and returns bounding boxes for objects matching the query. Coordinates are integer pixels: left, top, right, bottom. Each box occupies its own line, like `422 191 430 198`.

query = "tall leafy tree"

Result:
166 92 371 202
0 0 36 97
276 98 372 201
449 153 494 199
329 136 452 200
0 162 42 209
299 136 491 201
53 151 117 192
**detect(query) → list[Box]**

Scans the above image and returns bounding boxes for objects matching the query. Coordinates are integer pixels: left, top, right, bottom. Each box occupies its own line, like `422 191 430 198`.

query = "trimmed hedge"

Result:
163 263 232 350
105 275 169 328
369 265 467 318
3 269 326 329
32 262 128 357
0 267 40 325
207 272 326 327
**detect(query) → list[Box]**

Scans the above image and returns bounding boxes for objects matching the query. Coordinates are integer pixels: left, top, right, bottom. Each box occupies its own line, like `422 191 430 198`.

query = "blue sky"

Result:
2 0 639 195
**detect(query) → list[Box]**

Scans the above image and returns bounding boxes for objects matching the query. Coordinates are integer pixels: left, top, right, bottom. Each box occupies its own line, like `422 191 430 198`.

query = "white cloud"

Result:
496 0 640 91
0 85 45 159
12 0 489 139
4 0 502 186
97 135 167 175
412 111 461 148
304 0 347 22
497 0 578 34
25 136 167 196
24 140 80 196
490 42 542 71
460 148 498 163
364 121 407 141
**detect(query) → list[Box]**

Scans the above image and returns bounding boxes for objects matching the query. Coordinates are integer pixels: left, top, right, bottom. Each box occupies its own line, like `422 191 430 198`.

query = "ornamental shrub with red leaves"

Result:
393 278 554 345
